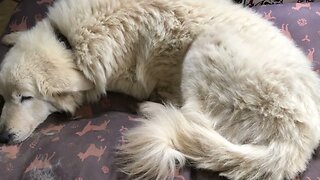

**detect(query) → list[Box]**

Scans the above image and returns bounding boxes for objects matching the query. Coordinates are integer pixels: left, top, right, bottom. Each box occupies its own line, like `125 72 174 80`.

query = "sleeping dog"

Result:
0 0 319 179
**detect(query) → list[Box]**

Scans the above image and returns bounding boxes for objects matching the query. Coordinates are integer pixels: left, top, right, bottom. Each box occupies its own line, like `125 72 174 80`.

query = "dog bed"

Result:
0 1 319 179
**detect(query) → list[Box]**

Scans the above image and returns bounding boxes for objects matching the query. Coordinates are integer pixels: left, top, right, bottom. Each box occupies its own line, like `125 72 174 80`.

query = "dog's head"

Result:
0 20 93 144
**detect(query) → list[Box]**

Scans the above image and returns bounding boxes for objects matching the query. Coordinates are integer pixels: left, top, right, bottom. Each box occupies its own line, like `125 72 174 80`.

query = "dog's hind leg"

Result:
177 103 314 180
117 26 320 180
176 26 320 179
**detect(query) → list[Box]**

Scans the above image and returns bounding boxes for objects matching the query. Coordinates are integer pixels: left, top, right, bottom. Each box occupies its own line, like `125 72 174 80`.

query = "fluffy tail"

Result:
116 102 186 180
117 102 311 180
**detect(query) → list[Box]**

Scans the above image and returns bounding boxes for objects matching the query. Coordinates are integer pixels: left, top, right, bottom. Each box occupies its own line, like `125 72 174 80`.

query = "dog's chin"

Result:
9 131 33 144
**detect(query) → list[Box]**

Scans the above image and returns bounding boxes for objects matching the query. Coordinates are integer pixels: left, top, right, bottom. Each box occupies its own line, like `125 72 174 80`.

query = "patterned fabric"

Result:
236 0 317 7
254 3 320 72
0 1 319 180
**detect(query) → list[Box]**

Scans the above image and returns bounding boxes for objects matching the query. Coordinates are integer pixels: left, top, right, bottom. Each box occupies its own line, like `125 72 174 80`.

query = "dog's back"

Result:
46 0 246 102
113 1 320 180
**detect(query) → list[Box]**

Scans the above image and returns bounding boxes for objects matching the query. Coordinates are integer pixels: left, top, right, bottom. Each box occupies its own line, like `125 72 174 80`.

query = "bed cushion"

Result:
254 3 320 72
239 0 318 7
0 1 319 180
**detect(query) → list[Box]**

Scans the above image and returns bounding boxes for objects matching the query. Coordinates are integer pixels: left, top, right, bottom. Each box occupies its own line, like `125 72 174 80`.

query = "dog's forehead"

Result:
0 52 24 78
1 49 35 77
0 69 34 98
0 79 19 95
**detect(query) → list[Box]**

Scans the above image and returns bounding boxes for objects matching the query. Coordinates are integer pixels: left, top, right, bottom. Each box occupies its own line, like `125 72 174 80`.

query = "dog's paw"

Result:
138 101 165 117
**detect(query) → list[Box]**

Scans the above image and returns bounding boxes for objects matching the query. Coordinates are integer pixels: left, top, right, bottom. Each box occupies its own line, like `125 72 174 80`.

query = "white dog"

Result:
0 0 319 179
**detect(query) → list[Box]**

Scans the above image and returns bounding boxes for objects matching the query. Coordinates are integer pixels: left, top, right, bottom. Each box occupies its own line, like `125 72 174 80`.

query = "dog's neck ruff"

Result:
54 29 72 50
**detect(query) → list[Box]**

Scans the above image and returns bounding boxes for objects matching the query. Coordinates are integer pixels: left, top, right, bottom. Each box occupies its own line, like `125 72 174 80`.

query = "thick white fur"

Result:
0 0 320 179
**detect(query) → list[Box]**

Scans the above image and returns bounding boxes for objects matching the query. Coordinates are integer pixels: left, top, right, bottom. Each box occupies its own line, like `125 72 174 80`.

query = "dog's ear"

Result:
2 32 23 45
37 68 94 96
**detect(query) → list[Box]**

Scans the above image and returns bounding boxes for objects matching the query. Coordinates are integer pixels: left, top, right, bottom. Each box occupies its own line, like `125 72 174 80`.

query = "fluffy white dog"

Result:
0 0 319 179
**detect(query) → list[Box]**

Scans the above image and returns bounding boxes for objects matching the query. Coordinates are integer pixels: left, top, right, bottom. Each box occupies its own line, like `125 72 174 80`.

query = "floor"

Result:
0 0 17 34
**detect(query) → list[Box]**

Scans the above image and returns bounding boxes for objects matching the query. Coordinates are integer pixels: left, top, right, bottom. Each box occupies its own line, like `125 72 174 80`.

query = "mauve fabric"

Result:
0 1 319 179
242 0 318 7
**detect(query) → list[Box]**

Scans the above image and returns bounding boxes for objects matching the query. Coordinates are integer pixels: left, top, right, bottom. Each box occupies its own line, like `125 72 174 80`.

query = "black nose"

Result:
0 130 14 144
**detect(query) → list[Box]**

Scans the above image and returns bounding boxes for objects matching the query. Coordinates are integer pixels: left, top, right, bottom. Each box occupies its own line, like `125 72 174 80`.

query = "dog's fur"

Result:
0 0 320 179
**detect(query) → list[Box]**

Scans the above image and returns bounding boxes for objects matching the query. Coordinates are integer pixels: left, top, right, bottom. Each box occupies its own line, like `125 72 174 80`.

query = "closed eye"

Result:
21 96 33 103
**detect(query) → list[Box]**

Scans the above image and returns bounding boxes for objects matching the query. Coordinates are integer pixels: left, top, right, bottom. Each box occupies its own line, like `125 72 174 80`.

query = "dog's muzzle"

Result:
0 129 14 144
